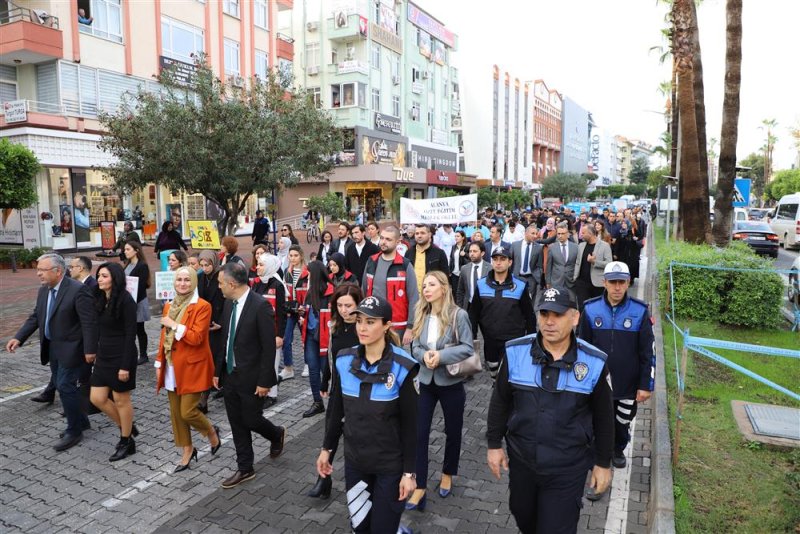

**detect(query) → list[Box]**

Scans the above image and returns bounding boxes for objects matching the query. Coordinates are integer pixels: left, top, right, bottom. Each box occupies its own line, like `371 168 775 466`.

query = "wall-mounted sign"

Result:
407 3 456 48
411 145 457 171
426 170 458 186
3 100 27 123
370 22 403 54
374 112 401 134
359 15 368 37
432 40 445 65
418 30 431 58
160 56 197 86
362 137 406 166
430 128 449 146
394 168 420 182
338 60 369 75
412 82 424 94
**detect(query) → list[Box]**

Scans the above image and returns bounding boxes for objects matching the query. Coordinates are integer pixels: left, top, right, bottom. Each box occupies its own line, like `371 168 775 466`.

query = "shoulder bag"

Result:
445 310 483 379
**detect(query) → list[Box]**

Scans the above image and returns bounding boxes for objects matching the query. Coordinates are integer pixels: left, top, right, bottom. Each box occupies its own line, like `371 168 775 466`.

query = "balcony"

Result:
0 99 69 129
327 13 368 42
276 33 294 61
276 0 293 11
0 6 63 65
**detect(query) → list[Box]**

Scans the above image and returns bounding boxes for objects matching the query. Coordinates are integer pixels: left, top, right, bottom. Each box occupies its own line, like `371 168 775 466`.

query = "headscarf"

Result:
539 217 555 237
163 266 198 365
277 237 291 272
327 252 347 282
258 253 287 292
198 249 219 273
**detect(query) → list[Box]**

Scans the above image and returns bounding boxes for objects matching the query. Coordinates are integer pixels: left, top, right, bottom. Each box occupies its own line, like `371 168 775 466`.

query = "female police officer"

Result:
316 295 419 533
486 286 614 534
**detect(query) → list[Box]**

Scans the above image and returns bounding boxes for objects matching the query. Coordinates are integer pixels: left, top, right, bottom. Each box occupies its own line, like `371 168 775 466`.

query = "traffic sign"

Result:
733 178 751 207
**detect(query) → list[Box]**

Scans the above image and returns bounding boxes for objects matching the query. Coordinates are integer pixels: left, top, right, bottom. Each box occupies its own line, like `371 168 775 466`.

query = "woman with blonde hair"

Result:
406 270 474 510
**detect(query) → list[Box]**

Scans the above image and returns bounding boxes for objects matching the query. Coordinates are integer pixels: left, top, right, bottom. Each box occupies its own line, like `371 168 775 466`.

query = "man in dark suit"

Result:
214 262 285 489
6 253 98 451
511 224 544 304
545 222 579 290
331 221 353 257
69 256 97 288
455 241 490 311
344 223 379 283
484 224 511 262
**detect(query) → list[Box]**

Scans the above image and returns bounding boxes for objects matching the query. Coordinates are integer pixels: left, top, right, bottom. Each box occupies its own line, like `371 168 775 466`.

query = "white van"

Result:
770 192 800 249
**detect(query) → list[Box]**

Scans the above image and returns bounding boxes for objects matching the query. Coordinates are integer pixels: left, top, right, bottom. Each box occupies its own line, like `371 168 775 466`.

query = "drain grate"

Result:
744 404 800 440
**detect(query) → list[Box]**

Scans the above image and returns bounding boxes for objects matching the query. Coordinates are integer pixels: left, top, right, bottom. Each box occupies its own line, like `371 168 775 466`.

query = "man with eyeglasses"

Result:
6 254 98 451
68 256 98 288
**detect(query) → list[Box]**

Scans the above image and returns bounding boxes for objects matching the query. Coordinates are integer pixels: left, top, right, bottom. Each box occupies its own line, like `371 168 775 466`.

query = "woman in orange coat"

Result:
156 266 222 473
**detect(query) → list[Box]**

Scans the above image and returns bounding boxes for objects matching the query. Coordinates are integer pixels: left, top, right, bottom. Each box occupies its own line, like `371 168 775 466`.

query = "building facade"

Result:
282 0 463 221
588 127 618 189
0 0 294 250
531 79 561 184
559 96 591 175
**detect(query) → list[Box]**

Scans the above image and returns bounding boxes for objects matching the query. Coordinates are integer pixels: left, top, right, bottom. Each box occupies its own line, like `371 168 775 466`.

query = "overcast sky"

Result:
420 0 800 170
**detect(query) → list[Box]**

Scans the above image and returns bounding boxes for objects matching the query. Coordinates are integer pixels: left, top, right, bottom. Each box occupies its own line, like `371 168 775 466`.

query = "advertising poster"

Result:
71 172 91 245
100 221 116 249
418 30 431 58
188 220 221 249
155 271 176 301
166 203 183 236
0 209 23 245
400 194 478 225
360 136 406 166
433 40 445 66
59 204 73 234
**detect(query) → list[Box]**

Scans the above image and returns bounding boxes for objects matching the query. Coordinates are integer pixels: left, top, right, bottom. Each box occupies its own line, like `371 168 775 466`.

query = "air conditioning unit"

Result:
392 75 401 85
307 65 320 75
421 71 430 79
307 21 319 31
452 117 462 128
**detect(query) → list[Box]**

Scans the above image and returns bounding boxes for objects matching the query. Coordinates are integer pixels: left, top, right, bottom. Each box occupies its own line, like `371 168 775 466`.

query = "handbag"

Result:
445 310 483 379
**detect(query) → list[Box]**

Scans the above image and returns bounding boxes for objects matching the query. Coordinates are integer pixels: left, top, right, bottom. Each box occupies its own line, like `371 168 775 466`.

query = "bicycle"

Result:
307 219 320 243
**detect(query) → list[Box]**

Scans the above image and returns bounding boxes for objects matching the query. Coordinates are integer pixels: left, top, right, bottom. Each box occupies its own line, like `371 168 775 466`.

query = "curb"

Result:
646 226 677 534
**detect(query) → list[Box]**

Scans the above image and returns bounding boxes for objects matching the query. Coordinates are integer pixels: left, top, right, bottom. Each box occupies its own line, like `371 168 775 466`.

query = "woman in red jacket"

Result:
156 266 222 472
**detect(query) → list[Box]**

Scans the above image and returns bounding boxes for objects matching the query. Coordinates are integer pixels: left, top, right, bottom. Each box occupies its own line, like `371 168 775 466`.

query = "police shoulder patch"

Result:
574 362 589 381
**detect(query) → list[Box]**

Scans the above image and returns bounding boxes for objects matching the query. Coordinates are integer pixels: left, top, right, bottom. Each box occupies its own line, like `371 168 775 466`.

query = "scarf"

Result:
277 237 292 272
163 267 198 365
259 253 287 293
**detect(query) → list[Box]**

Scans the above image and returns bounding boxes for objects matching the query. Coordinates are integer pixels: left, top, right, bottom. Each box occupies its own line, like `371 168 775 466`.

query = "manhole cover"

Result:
744 404 800 440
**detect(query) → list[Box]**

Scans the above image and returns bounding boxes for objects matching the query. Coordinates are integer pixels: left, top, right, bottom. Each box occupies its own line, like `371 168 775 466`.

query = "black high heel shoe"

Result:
307 475 332 499
210 426 222 455
174 448 198 473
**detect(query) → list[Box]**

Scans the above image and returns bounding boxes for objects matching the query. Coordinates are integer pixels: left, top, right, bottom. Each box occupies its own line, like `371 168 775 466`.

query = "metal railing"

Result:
0 99 66 116
0 6 60 29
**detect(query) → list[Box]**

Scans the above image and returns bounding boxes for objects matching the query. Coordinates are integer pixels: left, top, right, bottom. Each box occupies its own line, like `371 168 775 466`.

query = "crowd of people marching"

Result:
6 202 655 534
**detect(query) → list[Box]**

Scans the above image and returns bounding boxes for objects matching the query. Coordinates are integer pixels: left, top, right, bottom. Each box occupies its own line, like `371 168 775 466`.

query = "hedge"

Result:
0 247 51 265
657 240 784 329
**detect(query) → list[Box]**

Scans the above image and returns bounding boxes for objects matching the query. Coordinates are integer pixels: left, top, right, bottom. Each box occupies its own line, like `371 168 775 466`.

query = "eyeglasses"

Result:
281 229 289 232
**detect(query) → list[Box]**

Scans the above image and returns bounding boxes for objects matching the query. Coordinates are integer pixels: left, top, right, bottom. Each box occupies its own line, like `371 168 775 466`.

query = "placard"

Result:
100 221 116 249
155 271 176 301
400 194 478 225
188 220 221 249
125 276 139 301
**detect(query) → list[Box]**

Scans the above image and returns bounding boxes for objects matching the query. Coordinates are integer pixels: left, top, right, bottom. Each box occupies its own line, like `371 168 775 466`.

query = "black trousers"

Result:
483 336 510 377
416 381 466 488
222 369 282 473
344 463 404 533
574 279 603 311
508 454 586 534
614 398 638 453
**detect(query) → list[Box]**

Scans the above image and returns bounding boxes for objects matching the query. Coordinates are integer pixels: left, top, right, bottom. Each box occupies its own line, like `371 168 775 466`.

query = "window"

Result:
0 65 17 104
254 0 268 29
305 42 320 68
411 102 420 121
278 59 293 86
411 66 420 82
307 87 321 109
330 82 366 108
161 17 204 64
428 70 434 91
331 48 338 65
427 105 434 127
223 0 239 17
392 54 401 79
224 39 240 76
371 43 381 70
255 50 269 80
78 0 123 43
371 88 380 111
392 95 400 117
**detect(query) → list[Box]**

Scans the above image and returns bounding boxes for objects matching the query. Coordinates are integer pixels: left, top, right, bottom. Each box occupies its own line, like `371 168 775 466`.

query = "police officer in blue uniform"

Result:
469 246 535 378
317 295 419 534
579 261 655 499
486 286 614 534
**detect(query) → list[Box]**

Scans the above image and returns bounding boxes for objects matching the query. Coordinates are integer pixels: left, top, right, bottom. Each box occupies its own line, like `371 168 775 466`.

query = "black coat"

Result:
96 292 138 372
126 261 150 303
404 243 450 276
14 276 98 368
344 240 380 282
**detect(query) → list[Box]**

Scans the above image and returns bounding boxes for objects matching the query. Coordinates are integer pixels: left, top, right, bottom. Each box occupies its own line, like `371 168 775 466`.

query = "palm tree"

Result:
760 118 778 184
673 0 711 243
712 0 743 246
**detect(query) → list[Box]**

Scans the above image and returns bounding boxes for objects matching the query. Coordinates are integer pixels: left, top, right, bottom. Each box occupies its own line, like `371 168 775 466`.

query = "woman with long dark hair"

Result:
197 250 225 412
316 295 418 533
282 224 299 245
308 283 363 499
90 262 139 462
248 244 269 286
167 250 188 271
155 221 187 258
299 261 334 418
317 230 334 266
326 252 357 287
449 230 468 287
280 245 307 381
252 254 287 408
122 240 151 365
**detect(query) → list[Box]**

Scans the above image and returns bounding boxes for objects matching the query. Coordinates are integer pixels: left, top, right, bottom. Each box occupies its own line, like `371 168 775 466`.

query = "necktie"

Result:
226 299 238 373
562 243 567 262
44 288 56 339
522 243 531 275
472 263 479 300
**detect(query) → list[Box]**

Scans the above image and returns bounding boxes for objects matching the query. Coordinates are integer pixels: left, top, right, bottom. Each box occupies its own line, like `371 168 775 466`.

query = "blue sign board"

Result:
733 178 751 207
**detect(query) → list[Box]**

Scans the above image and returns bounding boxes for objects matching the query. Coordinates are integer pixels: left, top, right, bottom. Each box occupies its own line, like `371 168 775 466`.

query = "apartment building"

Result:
531 79 561 185
280 0 464 221
559 96 591 176
0 0 293 250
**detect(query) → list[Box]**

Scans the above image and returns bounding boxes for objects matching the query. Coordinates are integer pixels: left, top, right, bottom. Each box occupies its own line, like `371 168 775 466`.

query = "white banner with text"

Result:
399 194 477 225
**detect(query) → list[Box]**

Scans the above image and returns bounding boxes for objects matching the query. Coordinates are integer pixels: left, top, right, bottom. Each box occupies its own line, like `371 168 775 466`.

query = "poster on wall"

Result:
361 136 406 166
59 204 73 234
418 30 431 58
71 172 91 245
165 203 183 236
21 208 40 248
188 220 221 249
0 209 23 245
432 40 445 66
100 221 116 250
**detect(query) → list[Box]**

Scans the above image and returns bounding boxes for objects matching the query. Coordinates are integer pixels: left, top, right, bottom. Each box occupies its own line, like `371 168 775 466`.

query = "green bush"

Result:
657 240 784 329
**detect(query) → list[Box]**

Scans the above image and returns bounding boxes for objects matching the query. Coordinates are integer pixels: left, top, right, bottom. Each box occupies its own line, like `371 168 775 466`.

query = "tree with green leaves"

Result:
477 187 498 210
541 172 587 202
607 184 627 198
628 157 650 185
765 169 800 202
647 166 670 198
435 188 460 198
498 189 532 210
737 153 765 201
0 139 40 209
99 59 342 236
306 192 346 222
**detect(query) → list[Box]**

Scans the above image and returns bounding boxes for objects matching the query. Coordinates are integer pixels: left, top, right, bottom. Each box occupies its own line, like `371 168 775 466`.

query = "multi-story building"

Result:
588 127 618 189
281 0 463 221
531 79 561 184
615 136 654 184
559 96 591 175
0 0 293 251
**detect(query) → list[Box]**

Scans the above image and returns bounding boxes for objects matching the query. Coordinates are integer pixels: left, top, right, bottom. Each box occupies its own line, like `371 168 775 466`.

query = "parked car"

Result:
747 208 772 221
731 220 779 258
769 192 800 250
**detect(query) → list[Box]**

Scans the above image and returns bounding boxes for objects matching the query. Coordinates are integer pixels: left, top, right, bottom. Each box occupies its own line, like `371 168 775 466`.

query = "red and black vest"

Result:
363 252 410 331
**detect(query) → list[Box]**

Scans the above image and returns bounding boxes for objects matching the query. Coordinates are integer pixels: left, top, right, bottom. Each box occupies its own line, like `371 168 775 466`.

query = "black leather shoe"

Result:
302 401 325 418
612 451 627 468
60 421 91 438
109 437 136 462
269 426 286 459
221 470 255 489
264 397 277 408
31 392 55 404
53 433 82 451
307 475 332 499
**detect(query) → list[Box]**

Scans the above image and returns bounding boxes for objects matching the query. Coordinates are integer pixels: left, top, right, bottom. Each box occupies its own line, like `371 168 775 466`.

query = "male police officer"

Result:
579 261 654 499
486 287 614 533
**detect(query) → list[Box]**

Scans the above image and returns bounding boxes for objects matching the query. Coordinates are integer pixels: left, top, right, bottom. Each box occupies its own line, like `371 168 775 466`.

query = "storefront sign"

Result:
411 145 457 171
21 208 40 248
188 220 221 249
400 193 477 224
430 128 449 146
100 221 116 249
155 271 176 301
0 209 22 244
418 30 431 58
374 112 401 134
426 170 458 186
3 100 27 123
407 4 456 48
370 22 403 54
338 60 369 75
393 168 421 182
159 56 197 86
411 82 424 95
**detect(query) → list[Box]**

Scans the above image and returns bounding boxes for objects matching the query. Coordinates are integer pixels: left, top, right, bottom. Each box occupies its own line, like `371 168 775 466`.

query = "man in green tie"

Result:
214 263 285 489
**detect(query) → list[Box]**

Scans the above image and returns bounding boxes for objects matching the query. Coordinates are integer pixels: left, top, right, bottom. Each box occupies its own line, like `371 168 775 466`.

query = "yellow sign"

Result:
188 220 220 249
